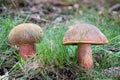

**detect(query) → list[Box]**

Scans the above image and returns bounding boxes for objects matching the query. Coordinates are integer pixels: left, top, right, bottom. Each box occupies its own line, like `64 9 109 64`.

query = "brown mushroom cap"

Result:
63 23 108 45
8 23 43 45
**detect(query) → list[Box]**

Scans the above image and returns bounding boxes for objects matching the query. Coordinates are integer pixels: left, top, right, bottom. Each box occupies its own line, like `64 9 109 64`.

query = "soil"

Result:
0 0 120 79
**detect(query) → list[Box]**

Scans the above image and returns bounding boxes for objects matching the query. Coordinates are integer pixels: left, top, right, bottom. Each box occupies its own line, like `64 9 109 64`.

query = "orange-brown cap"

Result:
8 23 43 45
63 23 108 45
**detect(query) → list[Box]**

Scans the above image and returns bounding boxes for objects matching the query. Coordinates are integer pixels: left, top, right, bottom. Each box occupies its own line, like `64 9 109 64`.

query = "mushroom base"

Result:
78 44 93 69
19 44 36 60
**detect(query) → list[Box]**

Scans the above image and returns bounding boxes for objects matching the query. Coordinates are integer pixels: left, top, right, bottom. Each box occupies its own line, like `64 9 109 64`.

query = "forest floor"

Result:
0 0 120 80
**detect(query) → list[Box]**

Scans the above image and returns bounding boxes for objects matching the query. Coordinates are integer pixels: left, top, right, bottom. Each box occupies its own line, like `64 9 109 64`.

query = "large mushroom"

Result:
8 23 43 60
63 23 108 69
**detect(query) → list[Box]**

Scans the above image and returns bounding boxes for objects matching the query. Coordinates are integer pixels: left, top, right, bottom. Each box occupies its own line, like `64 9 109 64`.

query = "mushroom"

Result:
8 23 43 60
63 23 108 69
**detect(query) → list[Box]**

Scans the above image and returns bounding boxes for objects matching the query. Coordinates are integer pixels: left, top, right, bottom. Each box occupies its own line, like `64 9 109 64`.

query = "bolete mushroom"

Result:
63 23 108 69
8 23 43 60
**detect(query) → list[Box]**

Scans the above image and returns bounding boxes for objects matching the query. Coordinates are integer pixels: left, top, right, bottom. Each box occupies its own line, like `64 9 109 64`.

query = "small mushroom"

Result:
63 23 108 69
8 23 43 60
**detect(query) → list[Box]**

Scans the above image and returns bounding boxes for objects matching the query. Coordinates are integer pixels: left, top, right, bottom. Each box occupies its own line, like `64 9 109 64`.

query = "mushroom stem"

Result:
19 44 36 60
78 44 93 69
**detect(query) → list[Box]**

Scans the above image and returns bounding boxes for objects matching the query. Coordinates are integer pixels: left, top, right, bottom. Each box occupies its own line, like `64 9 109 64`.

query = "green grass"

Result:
0 10 120 80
